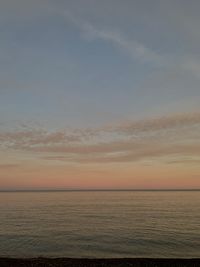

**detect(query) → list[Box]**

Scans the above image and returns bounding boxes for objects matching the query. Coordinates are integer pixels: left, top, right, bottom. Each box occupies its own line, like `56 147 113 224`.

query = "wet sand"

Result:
0 258 200 267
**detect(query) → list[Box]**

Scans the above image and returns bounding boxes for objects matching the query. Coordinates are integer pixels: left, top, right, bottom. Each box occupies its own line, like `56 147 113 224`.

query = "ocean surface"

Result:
0 191 199 258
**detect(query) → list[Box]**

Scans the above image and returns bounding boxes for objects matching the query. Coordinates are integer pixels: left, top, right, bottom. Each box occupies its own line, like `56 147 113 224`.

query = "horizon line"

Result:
0 188 200 192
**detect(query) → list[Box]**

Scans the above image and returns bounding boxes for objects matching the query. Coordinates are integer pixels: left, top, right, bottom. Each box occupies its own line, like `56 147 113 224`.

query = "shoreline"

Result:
0 258 200 267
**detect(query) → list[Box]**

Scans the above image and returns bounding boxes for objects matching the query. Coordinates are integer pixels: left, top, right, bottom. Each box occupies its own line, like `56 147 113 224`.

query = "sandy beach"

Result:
0 258 200 267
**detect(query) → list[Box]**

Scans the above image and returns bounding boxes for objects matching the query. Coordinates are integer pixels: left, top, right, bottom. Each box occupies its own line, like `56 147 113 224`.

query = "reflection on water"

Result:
0 191 200 258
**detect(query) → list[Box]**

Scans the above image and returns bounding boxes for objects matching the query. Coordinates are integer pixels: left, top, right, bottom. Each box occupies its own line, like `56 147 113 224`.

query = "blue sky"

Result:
1 0 200 129
0 0 200 189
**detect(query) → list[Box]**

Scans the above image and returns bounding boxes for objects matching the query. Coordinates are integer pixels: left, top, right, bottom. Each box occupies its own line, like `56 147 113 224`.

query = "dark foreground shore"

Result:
0 258 200 267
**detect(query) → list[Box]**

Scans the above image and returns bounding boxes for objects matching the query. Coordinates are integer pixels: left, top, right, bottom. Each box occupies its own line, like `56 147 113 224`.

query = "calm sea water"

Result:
0 191 200 258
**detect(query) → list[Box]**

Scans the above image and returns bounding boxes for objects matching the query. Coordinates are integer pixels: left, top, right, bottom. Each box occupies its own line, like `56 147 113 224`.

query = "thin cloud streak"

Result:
60 7 200 78
0 164 20 169
61 9 162 65
0 112 200 164
115 112 200 134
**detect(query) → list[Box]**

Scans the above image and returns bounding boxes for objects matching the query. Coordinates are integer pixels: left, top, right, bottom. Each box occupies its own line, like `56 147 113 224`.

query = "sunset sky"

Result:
0 0 200 190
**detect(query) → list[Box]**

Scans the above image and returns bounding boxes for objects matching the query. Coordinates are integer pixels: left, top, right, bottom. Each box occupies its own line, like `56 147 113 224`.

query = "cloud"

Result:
60 2 200 80
81 25 162 64
166 158 200 165
0 129 81 149
61 9 162 65
82 148 200 164
1 112 200 164
41 143 200 164
0 164 20 170
115 112 200 135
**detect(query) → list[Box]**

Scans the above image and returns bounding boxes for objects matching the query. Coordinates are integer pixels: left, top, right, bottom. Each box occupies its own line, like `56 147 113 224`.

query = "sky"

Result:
0 0 200 190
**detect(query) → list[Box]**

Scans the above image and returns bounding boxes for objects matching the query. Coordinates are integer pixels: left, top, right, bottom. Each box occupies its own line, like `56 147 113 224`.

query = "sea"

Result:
0 190 199 258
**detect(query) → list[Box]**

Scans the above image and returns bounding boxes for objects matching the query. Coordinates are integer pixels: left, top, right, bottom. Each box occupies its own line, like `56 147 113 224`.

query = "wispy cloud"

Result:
60 7 200 83
0 164 20 170
1 112 200 164
61 9 162 65
166 158 200 165
116 112 200 135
